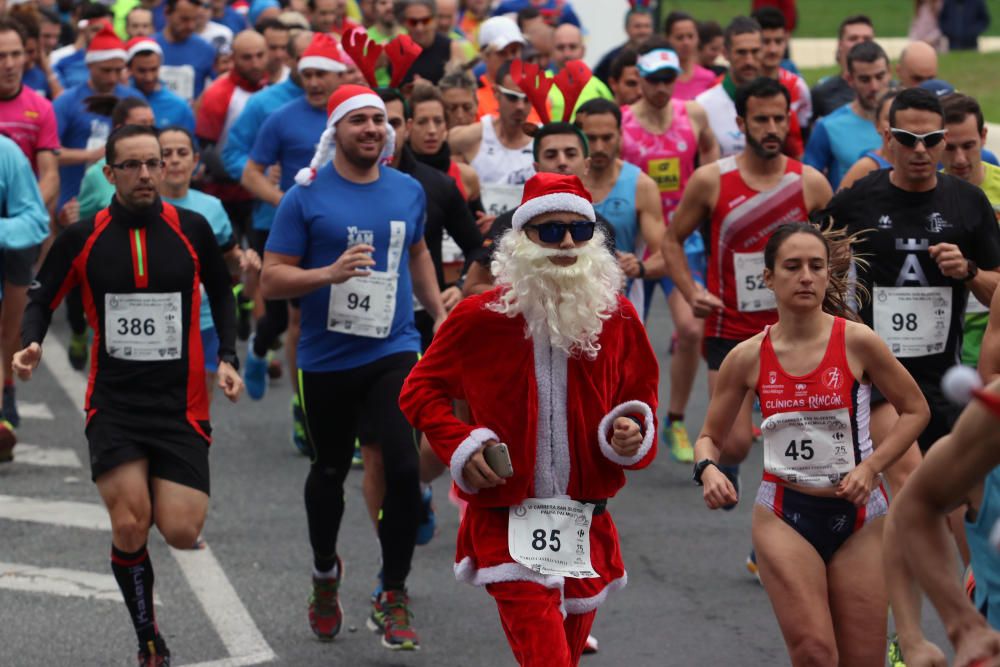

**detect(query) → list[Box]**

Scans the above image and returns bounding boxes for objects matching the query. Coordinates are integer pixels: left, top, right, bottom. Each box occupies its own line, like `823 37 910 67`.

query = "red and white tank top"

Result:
620 99 697 221
755 318 872 488
706 155 808 340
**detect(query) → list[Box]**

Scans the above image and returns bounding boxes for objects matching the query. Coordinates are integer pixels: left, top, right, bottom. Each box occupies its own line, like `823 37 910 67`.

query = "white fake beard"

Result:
489 228 623 360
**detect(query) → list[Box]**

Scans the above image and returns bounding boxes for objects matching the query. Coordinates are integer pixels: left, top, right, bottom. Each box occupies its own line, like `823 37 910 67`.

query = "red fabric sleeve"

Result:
610 297 660 470
195 78 230 142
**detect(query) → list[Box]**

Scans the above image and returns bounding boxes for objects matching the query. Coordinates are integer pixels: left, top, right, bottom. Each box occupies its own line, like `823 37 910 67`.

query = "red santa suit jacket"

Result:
399 289 659 614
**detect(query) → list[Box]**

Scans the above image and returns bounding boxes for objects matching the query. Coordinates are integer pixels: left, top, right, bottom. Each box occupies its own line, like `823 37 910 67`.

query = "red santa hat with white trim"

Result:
294 84 395 186
511 172 596 231
86 23 127 65
125 36 163 63
297 32 348 74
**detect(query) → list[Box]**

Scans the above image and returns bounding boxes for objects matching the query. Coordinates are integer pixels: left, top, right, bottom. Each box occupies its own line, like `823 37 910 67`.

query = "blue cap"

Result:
919 79 956 98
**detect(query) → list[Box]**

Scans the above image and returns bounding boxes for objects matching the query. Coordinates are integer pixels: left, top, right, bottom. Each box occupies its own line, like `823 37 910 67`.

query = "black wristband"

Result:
219 353 240 371
637 261 646 279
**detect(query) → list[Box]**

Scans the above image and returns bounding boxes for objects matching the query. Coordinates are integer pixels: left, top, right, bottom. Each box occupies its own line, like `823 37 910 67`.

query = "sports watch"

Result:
693 459 720 486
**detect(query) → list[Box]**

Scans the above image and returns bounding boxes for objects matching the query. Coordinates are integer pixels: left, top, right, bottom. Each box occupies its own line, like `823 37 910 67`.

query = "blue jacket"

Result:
0 135 51 249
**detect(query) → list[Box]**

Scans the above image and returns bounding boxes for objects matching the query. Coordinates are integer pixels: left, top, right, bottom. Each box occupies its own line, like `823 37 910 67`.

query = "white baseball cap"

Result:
479 16 526 52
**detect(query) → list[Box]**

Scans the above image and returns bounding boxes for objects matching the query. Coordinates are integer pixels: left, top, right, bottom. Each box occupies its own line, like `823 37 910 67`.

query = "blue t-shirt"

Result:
153 3 166 31
142 84 196 132
594 161 640 254
23 66 51 98
54 82 143 207
804 103 881 190
54 49 88 90
249 96 326 192
154 32 215 101
266 164 426 372
0 134 50 250
163 190 234 330
218 5 247 33
221 76 303 231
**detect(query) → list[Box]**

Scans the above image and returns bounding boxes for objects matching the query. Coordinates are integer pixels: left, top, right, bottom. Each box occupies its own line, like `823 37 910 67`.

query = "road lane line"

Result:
0 561 155 603
13 443 82 468
170 545 277 665
18 402 54 420
0 494 109 531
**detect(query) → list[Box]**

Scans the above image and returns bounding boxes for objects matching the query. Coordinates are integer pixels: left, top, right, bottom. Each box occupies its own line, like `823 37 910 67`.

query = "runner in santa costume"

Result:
399 172 659 667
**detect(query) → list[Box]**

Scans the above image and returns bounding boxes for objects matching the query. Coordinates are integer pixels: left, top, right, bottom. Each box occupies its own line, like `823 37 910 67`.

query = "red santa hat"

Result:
511 173 596 232
86 23 127 65
297 33 348 74
125 36 163 63
294 84 395 186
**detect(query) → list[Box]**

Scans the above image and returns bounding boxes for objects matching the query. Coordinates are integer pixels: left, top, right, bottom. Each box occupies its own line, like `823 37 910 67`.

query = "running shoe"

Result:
234 284 252 341
0 419 17 463
243 336 268 400
68 331 88 371
415 486 436 546
137 637 170 666
746 549 761 584
291 395 312 457
583 634 599 654
352 439 363 469
887 632 905 667
663 420 694 463
719 464 741 511
371 568 384 603
308 558 344 641
370 589 420 651
3 384 18 428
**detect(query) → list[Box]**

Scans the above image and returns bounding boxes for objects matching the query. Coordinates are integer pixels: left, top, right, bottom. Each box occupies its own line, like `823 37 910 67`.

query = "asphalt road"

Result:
0 299 951 666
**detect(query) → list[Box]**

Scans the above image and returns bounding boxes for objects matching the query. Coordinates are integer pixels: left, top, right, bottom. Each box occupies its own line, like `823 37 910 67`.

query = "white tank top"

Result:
470 115 536 186
695 84 744 158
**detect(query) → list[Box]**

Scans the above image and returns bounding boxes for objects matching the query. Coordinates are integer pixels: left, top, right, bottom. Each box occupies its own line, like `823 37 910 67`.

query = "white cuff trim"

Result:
449 427 500 495
597 400 654 466
454 557 563 590
564 573 628 614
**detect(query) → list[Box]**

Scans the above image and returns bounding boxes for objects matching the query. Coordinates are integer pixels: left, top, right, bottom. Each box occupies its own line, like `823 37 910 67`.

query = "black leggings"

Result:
250 229 290 357
298 352 420 591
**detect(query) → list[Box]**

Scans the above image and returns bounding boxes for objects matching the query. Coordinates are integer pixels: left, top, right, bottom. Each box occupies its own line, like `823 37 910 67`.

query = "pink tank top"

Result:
620 99 698 221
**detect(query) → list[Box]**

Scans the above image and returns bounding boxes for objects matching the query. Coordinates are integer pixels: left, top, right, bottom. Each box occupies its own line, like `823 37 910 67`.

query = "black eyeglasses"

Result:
111 159 164 173
523 220 596 243
890 128 947 149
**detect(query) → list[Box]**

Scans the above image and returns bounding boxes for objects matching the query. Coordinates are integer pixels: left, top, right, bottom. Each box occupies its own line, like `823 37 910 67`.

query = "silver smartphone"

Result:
483 442 514 478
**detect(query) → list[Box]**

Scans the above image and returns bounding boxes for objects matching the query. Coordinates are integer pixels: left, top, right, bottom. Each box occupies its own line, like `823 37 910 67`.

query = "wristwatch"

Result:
964 260 979 282
693 459 720 486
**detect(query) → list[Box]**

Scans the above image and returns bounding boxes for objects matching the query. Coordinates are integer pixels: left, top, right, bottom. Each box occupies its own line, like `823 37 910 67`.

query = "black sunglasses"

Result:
890 127 947 149
524 220 596 243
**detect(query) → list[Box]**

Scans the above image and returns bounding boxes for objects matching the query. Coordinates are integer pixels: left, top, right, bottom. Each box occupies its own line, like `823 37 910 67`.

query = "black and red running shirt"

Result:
23 198 236 436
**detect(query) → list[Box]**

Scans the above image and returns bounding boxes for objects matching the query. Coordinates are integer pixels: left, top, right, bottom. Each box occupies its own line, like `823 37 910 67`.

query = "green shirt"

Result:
78 158 115 221
548 75 613 124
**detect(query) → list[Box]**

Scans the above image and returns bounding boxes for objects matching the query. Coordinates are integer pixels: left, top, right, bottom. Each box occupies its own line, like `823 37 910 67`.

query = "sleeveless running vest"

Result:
706 155 808 340
756 318 872 488
594 161 640 253
470 115 535 186
966 467 1000 625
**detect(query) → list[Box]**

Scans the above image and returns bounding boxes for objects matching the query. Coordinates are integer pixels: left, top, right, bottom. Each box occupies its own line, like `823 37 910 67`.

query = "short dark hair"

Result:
376 86 410 118
698 20 723 46
166 0 204 13
394 0 436 21
637 35 671 56
81 2 113 21
532 121 589 162
159 124 200 152
735 76 790 118
846 40 888 74
751 6 786 31
724 16 760 49
38 7 62 26
255 17 288 34
516 7 541 29
609 48 637 82
663 11 695 37
838 14 873 41
495 59 515 85
575 98 622 128
625 7 652 29
439 69 476 94
943 93 985 133
106 124 159 165
875 89 900 123
111 96 152 128
0 17 27 46
888 86 943 127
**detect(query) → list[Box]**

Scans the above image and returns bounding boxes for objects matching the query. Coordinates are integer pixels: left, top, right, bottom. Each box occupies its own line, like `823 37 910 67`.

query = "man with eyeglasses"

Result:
397 0 466 86
805 40 890 190
820 87 1000 463
400 171 657 667
475 16 535 121
14 123 243 667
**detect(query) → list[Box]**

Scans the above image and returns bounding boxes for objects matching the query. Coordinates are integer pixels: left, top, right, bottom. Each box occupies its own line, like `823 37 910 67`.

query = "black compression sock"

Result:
667 413 684 424
111 544 158 648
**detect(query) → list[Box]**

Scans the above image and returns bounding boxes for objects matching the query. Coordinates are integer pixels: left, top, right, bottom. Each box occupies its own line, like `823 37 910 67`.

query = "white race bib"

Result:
105 292 182 361
160 65 195 102
85 119 109 152
734 251 775 312
480 184 523 218
440 229 464 264
762 408 855 487
872 286 951 358
327 221 405 339
508 498 599 578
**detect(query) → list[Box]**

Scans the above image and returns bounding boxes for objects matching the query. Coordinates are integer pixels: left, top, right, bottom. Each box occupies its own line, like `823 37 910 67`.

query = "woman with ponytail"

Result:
692 221 930 666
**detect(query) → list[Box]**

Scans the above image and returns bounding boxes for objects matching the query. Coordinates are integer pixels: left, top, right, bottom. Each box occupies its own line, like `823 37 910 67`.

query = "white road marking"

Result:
18 402 54 420
34 341 278 665
0 561 121 601
13 443 82 468
0 494 109 531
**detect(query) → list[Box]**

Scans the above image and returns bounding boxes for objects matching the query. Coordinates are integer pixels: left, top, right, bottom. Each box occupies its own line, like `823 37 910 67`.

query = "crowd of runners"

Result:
5 0 1000 664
